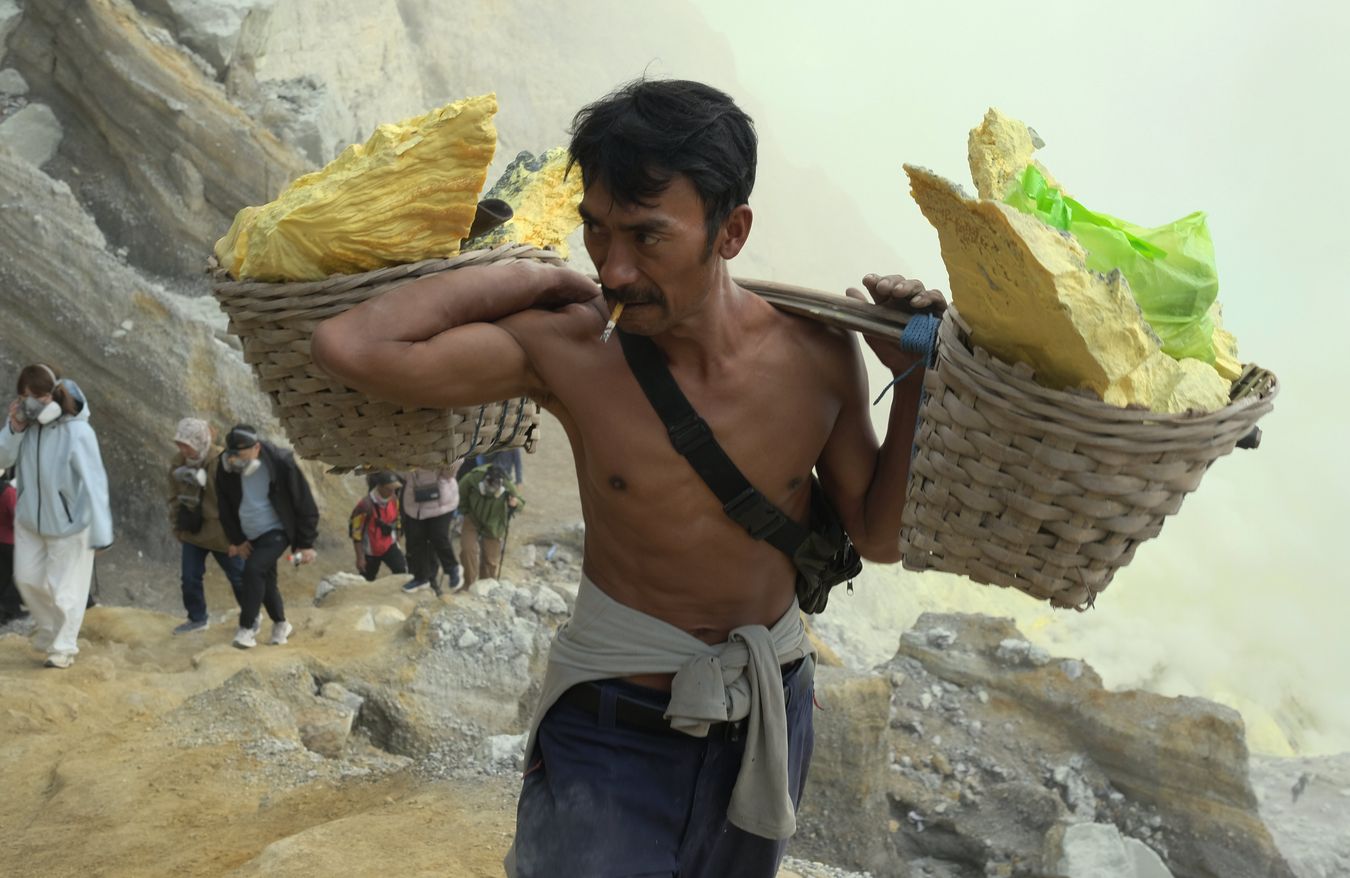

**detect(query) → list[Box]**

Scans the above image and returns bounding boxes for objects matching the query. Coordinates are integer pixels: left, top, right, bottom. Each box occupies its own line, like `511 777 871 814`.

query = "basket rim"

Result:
211 242 563 298
939 307 1278 430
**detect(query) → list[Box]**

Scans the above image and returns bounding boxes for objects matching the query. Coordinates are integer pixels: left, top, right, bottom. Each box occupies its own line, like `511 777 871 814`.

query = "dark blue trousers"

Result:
512 658 814 878
180 541 244 623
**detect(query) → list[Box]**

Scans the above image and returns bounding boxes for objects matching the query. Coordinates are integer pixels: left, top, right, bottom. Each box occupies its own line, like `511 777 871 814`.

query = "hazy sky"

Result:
684 0 1350 753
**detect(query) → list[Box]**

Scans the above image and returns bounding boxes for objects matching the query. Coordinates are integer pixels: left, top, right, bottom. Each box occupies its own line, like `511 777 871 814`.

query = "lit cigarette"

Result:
600 302 624 342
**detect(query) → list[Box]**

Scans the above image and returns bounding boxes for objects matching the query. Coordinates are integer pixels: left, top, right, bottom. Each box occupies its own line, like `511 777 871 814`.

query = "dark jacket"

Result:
215 441 320 550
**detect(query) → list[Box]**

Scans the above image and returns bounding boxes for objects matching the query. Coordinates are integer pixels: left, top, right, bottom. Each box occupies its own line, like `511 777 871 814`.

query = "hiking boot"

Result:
173 618 209 636
401 579 430 594
233 626 258 649
44 653 74 669
447 565 466 593
270 620 293 646
251 616 262 634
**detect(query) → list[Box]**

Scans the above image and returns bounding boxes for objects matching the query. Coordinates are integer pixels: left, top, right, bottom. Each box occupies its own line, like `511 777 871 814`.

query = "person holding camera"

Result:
167 418 243 635
215 424 318 649
399 466 462 595
0 364 112 668
349 470 407 581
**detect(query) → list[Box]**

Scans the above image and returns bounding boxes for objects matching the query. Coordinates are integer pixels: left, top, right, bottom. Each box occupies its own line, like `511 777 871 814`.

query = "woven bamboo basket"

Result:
211 243 564 472
899 308 1278 609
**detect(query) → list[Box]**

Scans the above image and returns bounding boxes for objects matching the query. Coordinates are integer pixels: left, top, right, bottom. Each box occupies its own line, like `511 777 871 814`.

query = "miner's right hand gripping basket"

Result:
898 308 1278 609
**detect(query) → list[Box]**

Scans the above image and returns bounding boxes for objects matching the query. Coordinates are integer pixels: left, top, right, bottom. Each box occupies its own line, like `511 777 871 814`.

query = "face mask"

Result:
20 396 60 425
224 454 261 477
480 480 505 497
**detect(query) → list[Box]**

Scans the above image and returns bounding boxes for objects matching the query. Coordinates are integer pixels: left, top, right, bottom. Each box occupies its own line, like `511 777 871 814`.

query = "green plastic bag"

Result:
1004 165 1219 364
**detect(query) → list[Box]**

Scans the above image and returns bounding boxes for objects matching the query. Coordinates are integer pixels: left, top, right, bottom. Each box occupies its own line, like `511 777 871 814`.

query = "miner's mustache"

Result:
602 284 664 306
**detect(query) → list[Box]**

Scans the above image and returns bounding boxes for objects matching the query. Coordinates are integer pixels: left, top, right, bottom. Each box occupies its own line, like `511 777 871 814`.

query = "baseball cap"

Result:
225 425 260 451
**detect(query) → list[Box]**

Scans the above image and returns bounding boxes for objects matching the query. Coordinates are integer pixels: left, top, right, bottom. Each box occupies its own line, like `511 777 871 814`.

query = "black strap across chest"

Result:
617 329 810 559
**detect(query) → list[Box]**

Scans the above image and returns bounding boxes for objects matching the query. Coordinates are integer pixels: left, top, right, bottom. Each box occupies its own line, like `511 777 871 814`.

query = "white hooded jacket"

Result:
0 379 113 547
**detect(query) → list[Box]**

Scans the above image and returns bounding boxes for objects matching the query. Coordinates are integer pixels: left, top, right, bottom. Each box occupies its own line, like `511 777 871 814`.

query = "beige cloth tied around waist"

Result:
524 573 813 840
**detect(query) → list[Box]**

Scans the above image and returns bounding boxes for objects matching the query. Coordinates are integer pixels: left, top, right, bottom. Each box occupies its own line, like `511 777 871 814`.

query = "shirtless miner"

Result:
312 79 945 878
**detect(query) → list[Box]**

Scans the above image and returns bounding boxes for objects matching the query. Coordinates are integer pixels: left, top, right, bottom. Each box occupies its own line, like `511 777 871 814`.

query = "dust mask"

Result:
224 454 262 477
21 396 61 425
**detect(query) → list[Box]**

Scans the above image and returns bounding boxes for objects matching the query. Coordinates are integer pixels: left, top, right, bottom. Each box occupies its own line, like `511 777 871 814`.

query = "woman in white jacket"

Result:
0 364 113 669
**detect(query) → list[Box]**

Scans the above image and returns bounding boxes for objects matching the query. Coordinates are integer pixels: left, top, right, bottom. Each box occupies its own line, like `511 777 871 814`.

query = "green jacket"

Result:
458 465 524 540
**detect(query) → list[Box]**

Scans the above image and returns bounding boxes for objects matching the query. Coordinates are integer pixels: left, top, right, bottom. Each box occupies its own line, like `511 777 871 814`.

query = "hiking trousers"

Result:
511 658 815 877
13 522 93 656
0 543 21 618
404 512 457 585
180 542 244 622
238 529 288 629
361 545 408 581
460 516 501 584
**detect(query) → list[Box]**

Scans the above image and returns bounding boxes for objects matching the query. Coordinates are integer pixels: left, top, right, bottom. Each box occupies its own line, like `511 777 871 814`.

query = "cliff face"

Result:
8 0 308 277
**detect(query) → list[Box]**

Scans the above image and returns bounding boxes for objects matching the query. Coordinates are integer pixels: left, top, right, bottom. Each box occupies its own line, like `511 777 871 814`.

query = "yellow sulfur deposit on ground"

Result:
213 94 498 281
467 148 583 257
906 165 1232 413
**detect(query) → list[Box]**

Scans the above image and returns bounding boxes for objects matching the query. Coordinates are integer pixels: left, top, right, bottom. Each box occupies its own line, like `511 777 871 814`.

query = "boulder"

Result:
880 612 1295 878
132 0 274 71
1050 823 1174 878
0 67 28 96
0 101 60 165
793 668 893 872
296 698 356 758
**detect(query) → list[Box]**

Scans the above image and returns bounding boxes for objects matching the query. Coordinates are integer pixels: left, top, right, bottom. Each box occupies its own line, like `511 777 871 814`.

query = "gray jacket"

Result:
0 379 114 547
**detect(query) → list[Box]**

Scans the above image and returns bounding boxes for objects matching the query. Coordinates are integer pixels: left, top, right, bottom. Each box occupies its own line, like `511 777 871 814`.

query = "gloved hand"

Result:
173 465 208 488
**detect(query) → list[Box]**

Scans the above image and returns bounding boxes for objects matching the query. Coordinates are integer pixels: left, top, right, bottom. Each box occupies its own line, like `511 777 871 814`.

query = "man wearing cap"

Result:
215 424 319 649
349 470 408 581
167 417 243 635
457 463 524 585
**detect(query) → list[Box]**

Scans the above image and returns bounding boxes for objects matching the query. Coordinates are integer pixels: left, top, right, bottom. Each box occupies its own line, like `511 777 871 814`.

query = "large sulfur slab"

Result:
467 147 583 256
906 165 1231 413
214 94 498 281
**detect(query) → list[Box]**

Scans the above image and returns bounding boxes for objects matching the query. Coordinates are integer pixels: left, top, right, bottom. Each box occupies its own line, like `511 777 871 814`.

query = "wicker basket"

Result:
211 243 564 472
899 308 1278 609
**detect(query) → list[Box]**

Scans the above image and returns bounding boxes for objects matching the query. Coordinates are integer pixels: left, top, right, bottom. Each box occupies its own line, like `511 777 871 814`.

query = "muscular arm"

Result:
816 273 943 563
311 260 600 408
815 334 923 563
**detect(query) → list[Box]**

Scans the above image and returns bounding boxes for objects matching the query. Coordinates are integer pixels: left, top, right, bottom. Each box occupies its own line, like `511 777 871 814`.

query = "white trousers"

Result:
13 522 94 656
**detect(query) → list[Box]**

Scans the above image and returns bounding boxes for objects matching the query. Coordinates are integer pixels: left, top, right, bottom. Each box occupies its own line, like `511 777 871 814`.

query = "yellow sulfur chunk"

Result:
906 165 1231 413
1208 302 1243 381
968 107 1060 201
467 148 583 257
213 94 498 281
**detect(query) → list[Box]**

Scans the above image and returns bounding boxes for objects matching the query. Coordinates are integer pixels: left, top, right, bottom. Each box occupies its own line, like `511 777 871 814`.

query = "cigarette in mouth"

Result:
600 302 624 342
